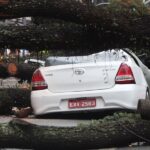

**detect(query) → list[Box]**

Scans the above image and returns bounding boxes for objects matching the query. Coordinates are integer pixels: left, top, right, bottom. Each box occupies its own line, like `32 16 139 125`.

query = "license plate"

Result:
68 98 96 109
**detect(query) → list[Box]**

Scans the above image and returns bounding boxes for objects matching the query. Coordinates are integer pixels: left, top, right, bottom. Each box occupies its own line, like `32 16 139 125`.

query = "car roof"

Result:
45 49 130 66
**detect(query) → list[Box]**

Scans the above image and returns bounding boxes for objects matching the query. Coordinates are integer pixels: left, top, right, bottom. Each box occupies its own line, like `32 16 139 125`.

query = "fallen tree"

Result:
0 0 150 55
0 0 148 25
0 113 150 149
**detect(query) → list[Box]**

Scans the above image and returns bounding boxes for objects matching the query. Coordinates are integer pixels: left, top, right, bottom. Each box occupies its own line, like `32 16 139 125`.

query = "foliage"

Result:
0 0 150 54
109 0 148 16
7 88 31 107
0 88 31 115
0 89 13 114
0 64 9 78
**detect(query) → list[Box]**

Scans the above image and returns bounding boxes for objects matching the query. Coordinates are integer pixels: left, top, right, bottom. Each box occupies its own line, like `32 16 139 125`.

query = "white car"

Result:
24 59 45 67
31 49 149 116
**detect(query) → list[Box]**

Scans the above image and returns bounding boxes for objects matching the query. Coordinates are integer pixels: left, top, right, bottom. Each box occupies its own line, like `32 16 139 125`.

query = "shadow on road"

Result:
35 109 135 120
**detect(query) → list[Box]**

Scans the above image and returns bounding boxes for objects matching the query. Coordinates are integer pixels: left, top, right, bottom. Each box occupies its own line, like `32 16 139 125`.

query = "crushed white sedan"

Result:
31 49 149 116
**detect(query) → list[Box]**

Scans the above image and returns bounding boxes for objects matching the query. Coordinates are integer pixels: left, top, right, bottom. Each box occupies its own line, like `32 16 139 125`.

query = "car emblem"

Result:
74 68 85 75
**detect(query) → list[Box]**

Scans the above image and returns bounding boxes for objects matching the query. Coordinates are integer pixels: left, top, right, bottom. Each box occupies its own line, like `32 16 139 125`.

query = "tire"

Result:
138 99 150 120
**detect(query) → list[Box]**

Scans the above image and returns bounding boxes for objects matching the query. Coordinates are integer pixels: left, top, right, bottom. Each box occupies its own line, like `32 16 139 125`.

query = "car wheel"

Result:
137 99 150 120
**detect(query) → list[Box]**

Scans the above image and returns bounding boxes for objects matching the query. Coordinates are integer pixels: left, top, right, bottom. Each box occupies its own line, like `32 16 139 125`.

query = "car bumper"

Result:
31 84 147 115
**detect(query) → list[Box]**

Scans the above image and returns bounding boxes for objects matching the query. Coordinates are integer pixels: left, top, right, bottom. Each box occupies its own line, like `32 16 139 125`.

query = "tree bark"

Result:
0 0 101 23
0 0 149 35
0 0 147 23
0 113 150 149
0 0 149 54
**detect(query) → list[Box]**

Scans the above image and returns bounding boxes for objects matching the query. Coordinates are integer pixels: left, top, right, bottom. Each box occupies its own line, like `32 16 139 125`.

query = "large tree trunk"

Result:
0 113 150 149
0 0 149 36
0 0 91 21
0 0 147 23
0 0 113 27
0 0 149 54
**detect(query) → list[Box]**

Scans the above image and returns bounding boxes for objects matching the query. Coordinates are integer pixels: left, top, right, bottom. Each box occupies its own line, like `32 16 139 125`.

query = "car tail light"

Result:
115 63 135 84
31 69 48 90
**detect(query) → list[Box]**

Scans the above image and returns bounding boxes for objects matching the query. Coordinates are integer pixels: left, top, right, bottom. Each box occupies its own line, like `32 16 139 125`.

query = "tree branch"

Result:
0 113 150 149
